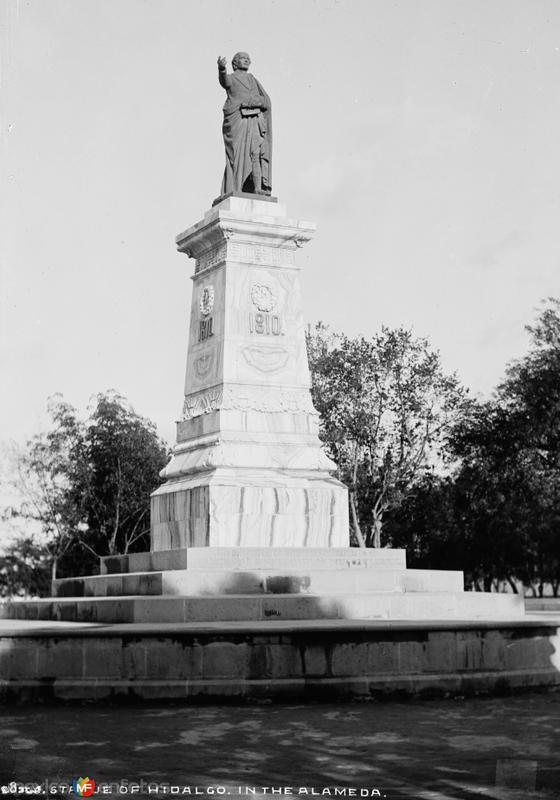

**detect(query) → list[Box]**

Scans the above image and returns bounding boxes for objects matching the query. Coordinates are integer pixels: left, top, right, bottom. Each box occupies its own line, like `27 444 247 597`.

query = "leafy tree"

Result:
307 324 467 547
7 392 168 585
74 392 169 564
426 299 560 594
385 475 451 564
447 401 533 591
6 397 86 583
501 298 560 594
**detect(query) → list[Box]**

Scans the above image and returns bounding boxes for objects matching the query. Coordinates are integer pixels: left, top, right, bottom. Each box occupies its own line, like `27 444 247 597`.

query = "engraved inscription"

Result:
195 242 297 274
229 242 296 267
195 245 227 274
198 317 214 342
249 311 284 336
190 545 405 571
249 283 284 336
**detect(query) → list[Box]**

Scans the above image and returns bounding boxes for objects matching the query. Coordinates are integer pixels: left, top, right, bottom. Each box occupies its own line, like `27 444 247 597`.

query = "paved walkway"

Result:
0 692 559 800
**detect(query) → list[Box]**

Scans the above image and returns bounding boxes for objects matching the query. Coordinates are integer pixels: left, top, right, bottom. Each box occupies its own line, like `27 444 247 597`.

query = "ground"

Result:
1 692 559 800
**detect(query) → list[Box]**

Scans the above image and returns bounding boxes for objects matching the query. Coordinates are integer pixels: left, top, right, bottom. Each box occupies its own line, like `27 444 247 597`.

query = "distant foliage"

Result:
0 537 51 598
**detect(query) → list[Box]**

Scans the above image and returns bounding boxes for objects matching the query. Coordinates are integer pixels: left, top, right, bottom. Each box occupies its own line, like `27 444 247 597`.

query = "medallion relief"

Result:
199 285 215 315
251 282 276 312
248 281 285 337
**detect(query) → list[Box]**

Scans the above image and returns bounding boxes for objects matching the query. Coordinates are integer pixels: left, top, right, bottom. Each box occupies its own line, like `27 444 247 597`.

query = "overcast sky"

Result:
2 0 559 446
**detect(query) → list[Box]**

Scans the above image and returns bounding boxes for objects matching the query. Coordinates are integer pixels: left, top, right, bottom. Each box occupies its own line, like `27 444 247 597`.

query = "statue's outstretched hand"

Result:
217 56 227 69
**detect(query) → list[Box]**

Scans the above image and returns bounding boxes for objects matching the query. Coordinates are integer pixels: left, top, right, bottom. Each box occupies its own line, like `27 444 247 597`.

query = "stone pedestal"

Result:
150 196 349 550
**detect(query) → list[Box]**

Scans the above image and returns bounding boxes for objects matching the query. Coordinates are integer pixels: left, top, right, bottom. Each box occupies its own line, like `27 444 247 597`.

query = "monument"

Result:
1 53 525 626
4 52 553 704
150 56 349 552
100 52 521 620
150 52 350 554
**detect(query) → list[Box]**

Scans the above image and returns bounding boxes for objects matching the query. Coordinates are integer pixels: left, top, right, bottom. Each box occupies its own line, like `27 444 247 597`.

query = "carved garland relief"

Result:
193 351 215 380
241 344 289 372
182 385 316 420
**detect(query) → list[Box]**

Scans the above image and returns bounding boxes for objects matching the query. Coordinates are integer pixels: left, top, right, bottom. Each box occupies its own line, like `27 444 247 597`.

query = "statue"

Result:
217 52 272 196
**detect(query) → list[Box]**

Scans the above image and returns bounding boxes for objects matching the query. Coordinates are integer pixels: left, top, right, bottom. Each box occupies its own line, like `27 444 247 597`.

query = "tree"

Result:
384 474 470 577
6 397 86 583
73 392 169 564
307 324 467 547
441 299 560 594
501 298 560 594
7 392 168 586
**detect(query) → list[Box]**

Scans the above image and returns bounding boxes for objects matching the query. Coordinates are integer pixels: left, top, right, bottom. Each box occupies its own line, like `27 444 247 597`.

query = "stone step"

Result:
54 567 464 598
0 590 525 624
100 546 407 575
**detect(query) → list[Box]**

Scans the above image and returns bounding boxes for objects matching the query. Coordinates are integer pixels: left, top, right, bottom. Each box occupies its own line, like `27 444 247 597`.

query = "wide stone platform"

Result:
0 616 558 702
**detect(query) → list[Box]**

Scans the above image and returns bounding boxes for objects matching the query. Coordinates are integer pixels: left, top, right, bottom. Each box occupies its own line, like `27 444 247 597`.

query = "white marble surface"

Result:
151 476 349 550
152 199 349 551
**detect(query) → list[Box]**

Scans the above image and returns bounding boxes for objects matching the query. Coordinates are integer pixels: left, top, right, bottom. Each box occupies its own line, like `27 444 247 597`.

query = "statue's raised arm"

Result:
217 56 230 90
217 52 272 197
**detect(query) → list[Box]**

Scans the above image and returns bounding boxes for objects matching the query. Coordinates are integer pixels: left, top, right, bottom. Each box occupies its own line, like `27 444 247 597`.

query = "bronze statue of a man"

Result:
217 52 272 196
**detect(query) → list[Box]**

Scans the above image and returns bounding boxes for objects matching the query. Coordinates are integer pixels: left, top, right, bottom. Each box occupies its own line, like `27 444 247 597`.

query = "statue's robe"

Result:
219 68 272 195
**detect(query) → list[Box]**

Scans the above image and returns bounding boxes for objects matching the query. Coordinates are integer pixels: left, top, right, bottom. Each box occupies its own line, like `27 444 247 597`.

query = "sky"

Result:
1 0 559 447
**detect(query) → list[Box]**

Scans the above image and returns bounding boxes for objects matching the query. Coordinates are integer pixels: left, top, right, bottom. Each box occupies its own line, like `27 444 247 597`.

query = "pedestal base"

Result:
150 469 349 550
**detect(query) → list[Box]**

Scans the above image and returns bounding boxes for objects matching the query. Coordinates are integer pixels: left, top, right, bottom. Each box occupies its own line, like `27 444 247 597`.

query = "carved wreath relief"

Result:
199 285 214 315
198 285 215 342
251 283 276 312
248 282 284 337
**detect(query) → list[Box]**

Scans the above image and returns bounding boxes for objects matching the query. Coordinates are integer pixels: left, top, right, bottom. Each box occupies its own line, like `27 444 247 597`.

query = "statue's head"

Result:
232 52 251 71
